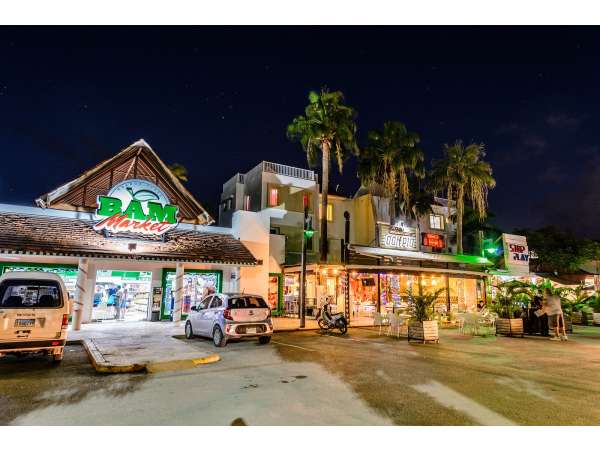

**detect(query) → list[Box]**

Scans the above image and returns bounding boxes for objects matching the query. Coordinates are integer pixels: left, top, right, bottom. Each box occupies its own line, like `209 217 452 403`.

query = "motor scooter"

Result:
315 296 348 334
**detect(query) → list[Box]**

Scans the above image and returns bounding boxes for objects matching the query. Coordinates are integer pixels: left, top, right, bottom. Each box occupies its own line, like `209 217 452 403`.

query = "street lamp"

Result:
299 196 314 329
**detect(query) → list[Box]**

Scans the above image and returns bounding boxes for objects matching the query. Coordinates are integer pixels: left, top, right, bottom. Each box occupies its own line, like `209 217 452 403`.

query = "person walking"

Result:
543 287 567 341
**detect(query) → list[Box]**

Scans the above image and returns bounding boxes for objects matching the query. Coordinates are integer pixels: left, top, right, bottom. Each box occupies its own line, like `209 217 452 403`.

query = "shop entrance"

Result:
92 270 152 322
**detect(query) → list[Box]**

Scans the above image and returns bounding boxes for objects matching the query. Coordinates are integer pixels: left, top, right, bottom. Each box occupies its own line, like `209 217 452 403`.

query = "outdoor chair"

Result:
456 313 466 334
462 313 481 335
387 314 404 339
373 312 389 335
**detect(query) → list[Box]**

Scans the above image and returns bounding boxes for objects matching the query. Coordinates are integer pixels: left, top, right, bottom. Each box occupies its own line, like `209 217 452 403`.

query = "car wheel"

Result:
258 335 271 345
213 326 227 347
185 321 194 339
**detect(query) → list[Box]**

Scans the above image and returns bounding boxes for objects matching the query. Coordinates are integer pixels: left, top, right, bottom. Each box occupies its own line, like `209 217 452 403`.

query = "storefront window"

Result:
380 273 418 314
1 265 78 299
421 274 448 313
448 277 480 313
349 272 377 318
284 273 299 317
162 270 221 320
93 270 152 321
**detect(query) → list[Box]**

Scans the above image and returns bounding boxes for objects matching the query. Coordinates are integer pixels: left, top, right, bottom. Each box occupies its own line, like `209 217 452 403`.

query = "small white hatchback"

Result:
0 271 71 362
185 293 273 347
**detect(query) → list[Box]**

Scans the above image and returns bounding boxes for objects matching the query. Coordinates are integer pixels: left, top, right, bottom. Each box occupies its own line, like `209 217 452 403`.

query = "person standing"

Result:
543 288 567 341
119 285 129 320
114 285 123 320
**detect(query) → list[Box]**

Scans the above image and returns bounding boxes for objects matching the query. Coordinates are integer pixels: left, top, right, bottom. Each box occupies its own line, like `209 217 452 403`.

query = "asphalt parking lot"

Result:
1 326 600 425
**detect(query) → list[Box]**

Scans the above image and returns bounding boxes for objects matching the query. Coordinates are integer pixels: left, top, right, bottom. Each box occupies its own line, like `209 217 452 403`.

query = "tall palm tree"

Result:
287 88 359 262
357 121 424 222
431 141 496 254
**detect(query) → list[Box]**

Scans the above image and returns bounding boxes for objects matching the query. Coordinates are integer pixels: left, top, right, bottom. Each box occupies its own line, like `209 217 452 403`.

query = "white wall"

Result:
232 210 271 300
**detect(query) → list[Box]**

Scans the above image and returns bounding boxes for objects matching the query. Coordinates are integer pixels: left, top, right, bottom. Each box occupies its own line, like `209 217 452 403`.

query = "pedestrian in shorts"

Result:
542 287 567 341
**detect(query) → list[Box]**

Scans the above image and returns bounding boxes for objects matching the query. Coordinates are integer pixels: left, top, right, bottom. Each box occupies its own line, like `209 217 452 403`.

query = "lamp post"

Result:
299 197 314 329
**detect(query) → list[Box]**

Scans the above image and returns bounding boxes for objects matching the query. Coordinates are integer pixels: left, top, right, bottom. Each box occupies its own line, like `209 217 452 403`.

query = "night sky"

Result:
1 26 598 238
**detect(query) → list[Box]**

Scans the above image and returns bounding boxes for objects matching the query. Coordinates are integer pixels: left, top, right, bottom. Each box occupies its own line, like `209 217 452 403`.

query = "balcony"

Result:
263 161 316 181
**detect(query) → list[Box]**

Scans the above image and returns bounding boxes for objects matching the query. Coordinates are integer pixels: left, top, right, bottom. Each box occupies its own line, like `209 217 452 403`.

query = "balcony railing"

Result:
263 161 316 181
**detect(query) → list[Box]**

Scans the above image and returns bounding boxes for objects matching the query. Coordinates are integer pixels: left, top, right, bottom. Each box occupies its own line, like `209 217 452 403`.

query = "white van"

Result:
0 271 71 363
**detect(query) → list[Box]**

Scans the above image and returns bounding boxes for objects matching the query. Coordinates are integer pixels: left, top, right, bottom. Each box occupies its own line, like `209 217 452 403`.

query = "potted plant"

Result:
490 281 530 337
407 288 445 343
558 286 593 329
585 293 600 326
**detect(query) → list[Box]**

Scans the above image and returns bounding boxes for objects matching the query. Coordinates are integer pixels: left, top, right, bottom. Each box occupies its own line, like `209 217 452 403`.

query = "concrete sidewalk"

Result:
69 316 375 373
69 321 219 373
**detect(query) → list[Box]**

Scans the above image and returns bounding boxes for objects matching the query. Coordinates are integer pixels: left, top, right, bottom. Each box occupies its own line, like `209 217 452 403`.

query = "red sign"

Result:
423 233 444 249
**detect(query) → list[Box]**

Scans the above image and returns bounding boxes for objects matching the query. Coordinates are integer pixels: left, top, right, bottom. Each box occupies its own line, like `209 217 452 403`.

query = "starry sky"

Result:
0 26 598 238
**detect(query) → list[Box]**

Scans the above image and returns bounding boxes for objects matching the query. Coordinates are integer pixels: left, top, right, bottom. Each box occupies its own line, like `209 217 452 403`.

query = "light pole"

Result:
299 197 314 329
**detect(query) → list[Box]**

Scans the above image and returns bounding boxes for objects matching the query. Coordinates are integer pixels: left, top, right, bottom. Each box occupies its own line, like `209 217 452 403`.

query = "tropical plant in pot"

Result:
588 293 600 326
558 286 595 326
406 288 445 343
490 280 531 337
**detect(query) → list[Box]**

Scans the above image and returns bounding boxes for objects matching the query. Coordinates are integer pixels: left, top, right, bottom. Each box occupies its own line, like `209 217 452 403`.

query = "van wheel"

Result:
213 326 227 347
52 354 63 364
258 336 271 345
185 321 194 339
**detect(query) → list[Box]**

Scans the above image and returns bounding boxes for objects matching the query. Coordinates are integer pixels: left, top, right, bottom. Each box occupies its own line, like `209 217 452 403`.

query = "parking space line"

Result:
271 340 316 351
320 334 388 345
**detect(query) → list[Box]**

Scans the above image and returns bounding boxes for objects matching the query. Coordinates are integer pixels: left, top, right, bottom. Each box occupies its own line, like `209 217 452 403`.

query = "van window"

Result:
228 296 268 309
0 280 63 308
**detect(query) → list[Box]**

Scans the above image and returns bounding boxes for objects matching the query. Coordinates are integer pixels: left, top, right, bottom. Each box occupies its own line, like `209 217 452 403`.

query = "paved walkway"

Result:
68 316 375 372
69 321 218 373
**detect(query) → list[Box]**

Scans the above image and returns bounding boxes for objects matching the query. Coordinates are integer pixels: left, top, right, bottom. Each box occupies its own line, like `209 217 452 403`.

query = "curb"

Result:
81 338 219 374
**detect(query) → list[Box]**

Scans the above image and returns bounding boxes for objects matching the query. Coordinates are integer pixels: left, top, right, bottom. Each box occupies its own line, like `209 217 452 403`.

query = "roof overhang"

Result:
350 245 493 266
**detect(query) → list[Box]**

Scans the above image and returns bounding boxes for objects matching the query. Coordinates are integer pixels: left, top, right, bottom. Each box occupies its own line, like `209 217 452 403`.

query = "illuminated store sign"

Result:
94 179 179 236
379 222 418 251
422 233 444 249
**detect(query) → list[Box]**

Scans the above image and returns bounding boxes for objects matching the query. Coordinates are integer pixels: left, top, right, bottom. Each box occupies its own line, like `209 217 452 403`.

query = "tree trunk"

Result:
320 141 330 263
456 185 464 254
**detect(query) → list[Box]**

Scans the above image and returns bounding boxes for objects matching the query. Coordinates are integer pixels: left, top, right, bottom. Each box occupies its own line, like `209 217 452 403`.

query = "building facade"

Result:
218 161 493 323
0 140 270 330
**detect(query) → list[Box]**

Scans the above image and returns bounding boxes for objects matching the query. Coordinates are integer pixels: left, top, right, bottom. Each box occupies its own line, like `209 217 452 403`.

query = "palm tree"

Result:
168 163 189 182
287 88 359 262
431 141 496 254
357 121 424 222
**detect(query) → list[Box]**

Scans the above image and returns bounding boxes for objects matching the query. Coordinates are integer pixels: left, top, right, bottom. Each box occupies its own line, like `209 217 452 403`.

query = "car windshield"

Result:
228 296 268 309
0 280 62 308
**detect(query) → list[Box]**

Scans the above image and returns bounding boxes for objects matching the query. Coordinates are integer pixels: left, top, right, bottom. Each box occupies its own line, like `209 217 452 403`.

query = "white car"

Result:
0 271 70 363
185 293 273 347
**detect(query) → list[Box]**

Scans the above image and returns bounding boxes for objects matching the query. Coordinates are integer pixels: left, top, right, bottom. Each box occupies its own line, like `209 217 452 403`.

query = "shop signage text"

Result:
502 233 530 275
94 179 179 236
422 233 444 249
379 222 418 251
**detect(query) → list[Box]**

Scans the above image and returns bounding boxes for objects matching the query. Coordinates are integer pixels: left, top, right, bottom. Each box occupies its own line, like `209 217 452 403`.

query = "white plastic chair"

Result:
387 314 403 339
373 312 389 335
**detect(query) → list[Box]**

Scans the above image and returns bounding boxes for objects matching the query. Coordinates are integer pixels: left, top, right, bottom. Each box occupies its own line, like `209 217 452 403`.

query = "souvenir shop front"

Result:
282 245 491 323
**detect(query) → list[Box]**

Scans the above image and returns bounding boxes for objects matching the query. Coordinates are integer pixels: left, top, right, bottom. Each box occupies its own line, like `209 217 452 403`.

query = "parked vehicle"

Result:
316 297 348 334
0 271 71 363
185 293 273 347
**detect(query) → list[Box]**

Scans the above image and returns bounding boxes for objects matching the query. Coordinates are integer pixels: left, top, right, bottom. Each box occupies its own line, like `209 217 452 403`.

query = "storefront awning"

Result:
350 245 493 266
0 210 257 266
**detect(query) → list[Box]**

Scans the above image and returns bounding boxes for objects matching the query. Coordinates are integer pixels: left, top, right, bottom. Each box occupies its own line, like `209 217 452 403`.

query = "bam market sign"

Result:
94 179 179 236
